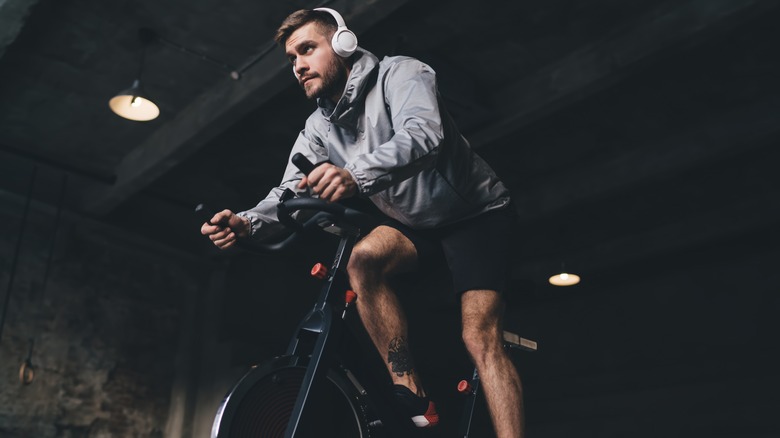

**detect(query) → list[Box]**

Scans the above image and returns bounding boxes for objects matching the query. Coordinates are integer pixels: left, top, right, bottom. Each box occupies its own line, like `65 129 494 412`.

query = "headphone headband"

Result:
313 7 358 58
314 7 347 28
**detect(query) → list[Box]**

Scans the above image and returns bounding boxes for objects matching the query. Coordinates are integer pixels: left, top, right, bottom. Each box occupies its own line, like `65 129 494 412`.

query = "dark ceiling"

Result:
0 0 778 295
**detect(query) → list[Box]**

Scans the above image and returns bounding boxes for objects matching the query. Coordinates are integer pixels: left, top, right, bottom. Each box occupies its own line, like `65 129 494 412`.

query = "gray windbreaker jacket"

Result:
238 48 511 239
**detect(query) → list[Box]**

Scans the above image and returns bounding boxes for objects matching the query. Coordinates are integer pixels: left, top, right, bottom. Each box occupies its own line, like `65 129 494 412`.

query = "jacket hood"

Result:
317 47 379 128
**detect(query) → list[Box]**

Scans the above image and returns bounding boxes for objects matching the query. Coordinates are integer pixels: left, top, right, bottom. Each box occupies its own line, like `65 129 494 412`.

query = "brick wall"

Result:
0 193 213 438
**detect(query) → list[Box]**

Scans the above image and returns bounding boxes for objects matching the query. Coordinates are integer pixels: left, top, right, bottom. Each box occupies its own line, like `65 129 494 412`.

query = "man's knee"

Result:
461 290 504 360
462 320 502 360
348 239 389 279
346 226 417 282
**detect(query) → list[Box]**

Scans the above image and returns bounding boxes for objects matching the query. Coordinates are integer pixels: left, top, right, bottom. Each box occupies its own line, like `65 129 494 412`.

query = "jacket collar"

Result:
317 47 379 127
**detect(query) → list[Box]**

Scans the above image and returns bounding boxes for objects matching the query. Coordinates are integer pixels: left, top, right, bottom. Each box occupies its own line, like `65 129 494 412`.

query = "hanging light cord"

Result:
0 166 37 344
17 174 68 385
40 174 68 302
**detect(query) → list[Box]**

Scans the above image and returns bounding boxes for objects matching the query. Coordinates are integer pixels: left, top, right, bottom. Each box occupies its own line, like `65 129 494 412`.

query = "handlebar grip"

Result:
292 153 316 175
195 203 228 227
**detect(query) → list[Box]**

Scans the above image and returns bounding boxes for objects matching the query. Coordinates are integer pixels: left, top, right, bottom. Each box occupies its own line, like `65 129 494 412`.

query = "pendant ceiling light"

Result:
109 29 159 121
109 79 159 121
548 263 581 286
108 27 243 122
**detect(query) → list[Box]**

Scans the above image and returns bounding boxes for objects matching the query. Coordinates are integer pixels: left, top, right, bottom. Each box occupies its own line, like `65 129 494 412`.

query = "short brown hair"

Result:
274 9 337 47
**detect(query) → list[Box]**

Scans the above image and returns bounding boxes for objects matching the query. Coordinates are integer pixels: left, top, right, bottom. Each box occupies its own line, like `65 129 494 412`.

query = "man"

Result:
201 8 524 436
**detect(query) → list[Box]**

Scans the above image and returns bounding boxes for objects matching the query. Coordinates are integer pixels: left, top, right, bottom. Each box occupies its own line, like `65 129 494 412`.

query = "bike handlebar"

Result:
236 197 377 253
236 153 377 253
277 197 376 231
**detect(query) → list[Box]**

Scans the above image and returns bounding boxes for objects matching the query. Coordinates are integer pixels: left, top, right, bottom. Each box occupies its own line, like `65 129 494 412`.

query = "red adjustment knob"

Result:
457 379 472 394
310 263 328 279
345 290 357 304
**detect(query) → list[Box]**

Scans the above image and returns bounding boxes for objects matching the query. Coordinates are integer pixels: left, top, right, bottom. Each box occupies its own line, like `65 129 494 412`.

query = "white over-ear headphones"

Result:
314 7 358 58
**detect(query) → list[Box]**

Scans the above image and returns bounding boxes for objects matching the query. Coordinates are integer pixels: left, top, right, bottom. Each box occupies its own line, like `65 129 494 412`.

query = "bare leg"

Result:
347 226 426 395
461 290 524 438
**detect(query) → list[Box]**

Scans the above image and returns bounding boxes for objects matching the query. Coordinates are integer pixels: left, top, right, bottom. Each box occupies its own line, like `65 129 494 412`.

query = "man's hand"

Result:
297 163 357 202
200 209 251 250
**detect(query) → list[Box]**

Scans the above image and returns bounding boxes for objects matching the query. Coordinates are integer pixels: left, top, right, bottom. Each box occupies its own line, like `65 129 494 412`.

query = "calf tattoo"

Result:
387 336 415 377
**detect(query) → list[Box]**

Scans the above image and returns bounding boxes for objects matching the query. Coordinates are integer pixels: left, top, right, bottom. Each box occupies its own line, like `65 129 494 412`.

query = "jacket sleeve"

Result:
344 59 443 195
236 126 328 240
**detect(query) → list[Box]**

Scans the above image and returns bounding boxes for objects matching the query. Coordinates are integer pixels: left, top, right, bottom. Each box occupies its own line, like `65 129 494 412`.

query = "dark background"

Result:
0 0 778 437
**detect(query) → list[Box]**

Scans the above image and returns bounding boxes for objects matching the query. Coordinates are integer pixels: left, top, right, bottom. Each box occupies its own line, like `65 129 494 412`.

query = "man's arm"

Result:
202 129 328 249
237 128 328 238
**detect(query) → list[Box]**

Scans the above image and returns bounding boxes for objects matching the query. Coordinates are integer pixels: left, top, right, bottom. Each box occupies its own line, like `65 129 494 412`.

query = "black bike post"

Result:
284 304 338 438
460 367 481 437
284 230 360 438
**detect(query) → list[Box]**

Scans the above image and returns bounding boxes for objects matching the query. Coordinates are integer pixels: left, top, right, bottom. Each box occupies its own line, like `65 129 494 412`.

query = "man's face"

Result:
285 22 347 101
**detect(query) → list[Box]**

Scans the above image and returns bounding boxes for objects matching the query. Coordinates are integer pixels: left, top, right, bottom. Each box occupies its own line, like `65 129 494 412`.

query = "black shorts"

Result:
382 206 517 296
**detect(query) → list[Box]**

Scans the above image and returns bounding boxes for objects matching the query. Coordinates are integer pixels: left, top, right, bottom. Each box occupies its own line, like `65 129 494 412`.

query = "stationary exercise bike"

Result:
208 154 537 438
210 154 416 438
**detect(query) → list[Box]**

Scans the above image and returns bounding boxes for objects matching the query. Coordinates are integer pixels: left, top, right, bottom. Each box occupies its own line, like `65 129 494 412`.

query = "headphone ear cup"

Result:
331 28 358 58
314 8 358 57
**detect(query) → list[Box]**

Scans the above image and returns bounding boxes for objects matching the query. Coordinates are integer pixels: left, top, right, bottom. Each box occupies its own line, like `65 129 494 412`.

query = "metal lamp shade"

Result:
109 79 159 121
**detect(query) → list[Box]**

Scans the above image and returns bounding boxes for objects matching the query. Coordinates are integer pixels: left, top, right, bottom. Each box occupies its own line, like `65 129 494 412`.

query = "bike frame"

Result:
282 222 362 438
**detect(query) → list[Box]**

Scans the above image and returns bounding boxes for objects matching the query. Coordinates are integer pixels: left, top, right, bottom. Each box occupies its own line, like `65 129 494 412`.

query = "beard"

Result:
302 55 347 101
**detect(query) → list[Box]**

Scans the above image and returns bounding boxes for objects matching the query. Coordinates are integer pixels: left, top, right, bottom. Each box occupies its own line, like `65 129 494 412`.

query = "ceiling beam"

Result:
82 0 410 216
510 96 780 223
469 0 778 149
0 0 39 59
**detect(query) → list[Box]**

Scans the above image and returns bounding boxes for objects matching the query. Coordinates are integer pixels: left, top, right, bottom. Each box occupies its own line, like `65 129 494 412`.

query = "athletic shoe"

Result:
391 384 439 428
